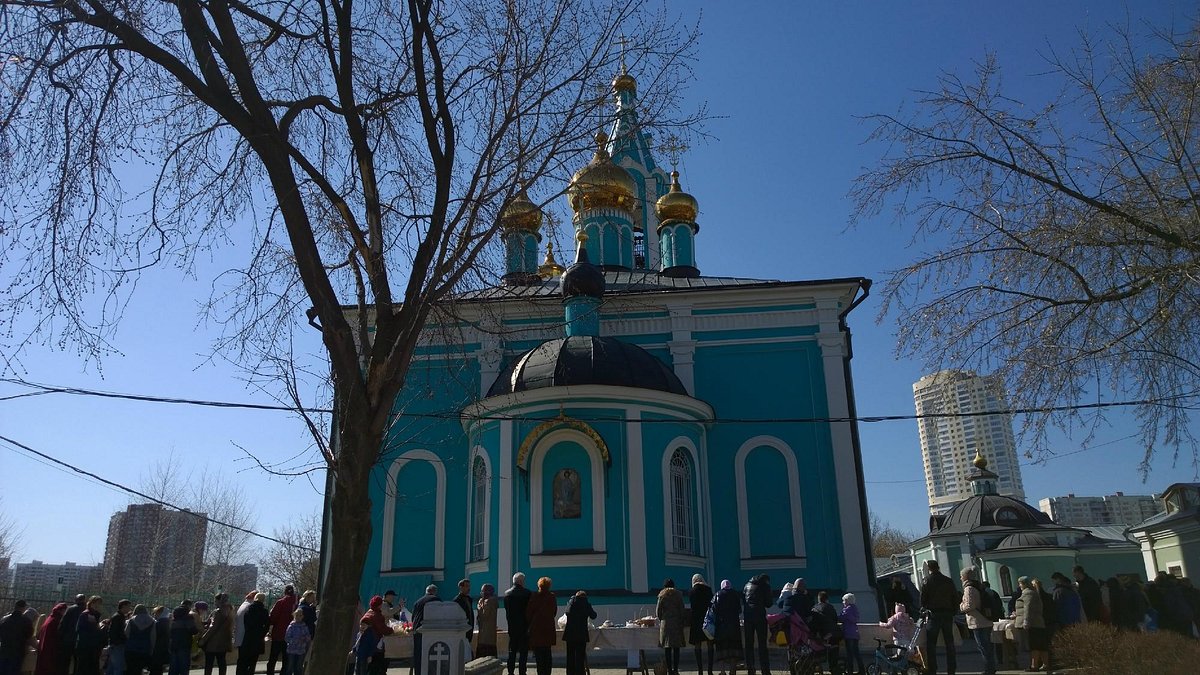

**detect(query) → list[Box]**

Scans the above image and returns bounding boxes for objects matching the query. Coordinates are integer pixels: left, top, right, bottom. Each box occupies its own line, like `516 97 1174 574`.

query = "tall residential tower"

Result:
914 370 1025 514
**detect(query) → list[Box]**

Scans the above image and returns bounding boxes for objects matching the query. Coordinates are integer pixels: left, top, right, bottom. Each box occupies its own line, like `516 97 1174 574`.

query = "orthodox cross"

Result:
659 134 689 172
429 642 451 675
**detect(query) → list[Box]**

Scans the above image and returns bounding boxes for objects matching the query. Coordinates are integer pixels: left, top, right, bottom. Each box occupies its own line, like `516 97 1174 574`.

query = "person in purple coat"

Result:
838 594 864 675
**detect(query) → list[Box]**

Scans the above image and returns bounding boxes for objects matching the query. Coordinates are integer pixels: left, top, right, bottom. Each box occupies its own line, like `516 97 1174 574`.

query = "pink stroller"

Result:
767 611 835 675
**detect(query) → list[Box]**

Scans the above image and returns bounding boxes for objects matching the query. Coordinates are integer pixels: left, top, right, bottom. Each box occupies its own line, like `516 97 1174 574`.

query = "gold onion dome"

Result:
568 131 637 213
613 68 637 95
501 187 543 233
538 241 565 279
655 170 698 223
972 449 988 470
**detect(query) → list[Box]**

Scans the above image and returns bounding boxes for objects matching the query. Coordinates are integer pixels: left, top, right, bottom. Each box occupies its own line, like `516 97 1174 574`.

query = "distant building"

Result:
199 563 258 597
1039 492 1162 527
913 370 1026 514
102 503 207 593
10 560 101 596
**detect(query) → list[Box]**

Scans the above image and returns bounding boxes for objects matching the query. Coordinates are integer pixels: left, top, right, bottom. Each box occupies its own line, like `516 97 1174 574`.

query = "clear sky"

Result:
2 0 1195 567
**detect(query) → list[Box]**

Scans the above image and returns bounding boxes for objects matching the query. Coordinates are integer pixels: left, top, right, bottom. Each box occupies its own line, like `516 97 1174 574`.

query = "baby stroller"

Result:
767 611 834 675
866 610 928 675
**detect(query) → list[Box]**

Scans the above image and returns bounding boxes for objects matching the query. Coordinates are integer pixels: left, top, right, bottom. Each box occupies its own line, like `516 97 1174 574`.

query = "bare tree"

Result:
258 512 321 595
0 498 21 569
134 455 258 598
853 18 1200 471
869 512 915 559
0 1 698 670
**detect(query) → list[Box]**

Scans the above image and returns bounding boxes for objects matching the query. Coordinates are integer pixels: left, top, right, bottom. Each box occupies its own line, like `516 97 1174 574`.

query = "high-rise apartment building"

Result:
1039 492 1162 527
102 503 207 592
10 560 101 595
914 370 1026 514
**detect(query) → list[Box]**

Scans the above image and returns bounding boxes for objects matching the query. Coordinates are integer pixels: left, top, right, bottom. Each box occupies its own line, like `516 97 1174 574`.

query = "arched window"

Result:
470 456 488 562
669 448 697 554
999 565 1013 596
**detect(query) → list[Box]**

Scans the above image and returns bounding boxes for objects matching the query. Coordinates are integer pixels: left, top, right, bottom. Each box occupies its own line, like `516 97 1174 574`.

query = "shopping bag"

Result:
702 606 716 640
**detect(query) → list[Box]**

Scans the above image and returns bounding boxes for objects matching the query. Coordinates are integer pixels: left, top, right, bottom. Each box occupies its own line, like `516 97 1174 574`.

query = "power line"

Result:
4 377 1198 425
0 433 319 553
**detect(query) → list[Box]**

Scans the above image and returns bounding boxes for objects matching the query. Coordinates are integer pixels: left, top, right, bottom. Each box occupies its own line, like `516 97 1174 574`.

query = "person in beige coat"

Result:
476 584 499 657
656 580 686 675
959 567 995 675
201 593 234 675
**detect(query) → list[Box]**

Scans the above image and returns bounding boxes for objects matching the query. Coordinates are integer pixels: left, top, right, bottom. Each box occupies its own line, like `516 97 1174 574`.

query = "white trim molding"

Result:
381 449 447 574
661 437 703 558
528 428 607 555
529 552 609 568
468 446 493 564
734 435 806 561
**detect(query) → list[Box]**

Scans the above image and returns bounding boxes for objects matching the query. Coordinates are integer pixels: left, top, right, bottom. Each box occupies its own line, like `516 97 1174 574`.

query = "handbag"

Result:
702 606 716 640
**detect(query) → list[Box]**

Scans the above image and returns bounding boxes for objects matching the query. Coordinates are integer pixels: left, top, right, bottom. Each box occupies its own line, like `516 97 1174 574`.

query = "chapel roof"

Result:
486 335 687 397
933 493 1056 535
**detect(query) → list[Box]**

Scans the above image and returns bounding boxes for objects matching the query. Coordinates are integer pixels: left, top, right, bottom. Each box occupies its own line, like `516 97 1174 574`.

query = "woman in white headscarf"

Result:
712 580 742 669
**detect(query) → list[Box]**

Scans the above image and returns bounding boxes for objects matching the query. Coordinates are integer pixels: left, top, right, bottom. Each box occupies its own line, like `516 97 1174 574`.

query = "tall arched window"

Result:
669 448 697 554
470 456 488 562
999 565 1013 596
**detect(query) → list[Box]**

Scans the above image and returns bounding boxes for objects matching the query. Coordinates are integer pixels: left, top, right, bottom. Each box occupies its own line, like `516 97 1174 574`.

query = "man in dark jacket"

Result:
454 579 475 641
741 574 772 675
0 600 33 675
412 584 441 675
504 573 532 675
236 593 270 675
919 560 958 675
1072 566 1102 623
57 594 88 673
106 599 132 675
1051 573 1083 626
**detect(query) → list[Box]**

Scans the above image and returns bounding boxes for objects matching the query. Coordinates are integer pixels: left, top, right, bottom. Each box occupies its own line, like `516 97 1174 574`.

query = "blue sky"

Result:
2 0 1195 566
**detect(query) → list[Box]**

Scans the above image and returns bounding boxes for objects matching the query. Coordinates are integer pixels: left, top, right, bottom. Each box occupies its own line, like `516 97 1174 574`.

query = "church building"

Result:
348 67 879 619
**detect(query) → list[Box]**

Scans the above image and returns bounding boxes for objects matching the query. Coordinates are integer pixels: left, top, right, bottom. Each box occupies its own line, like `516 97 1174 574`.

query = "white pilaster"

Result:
498 420 514 593
817 297 877 619
627 409 649 592
667 306 695 395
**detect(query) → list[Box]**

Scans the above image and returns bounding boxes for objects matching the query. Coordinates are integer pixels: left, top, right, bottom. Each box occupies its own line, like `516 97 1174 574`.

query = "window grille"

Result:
470 457 488 561
669 449 697 554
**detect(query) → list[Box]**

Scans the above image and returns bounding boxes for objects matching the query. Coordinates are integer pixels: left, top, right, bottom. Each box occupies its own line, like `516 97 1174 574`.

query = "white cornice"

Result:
460 385 713 433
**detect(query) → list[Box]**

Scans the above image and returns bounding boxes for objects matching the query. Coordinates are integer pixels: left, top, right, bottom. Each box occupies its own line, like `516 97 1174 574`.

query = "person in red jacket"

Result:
266 587 298 675
361 595 395 675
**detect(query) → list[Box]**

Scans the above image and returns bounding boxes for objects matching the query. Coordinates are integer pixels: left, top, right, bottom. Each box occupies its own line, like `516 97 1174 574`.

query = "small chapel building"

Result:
344 68 879 619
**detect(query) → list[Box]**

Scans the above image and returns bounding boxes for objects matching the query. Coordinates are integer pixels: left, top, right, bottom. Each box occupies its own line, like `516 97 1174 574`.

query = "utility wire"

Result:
0 433 319 553
3 377 1197 425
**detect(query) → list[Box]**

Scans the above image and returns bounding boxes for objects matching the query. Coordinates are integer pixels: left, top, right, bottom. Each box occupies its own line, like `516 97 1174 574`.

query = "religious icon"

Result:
552 468 582 519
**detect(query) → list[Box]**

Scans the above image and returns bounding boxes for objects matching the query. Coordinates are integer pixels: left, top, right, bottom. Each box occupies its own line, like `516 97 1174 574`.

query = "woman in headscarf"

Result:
712 580 742 670
688 574 714 675
562 591 596 675
476 584 499 657
656 580 686 675
34 602 68 675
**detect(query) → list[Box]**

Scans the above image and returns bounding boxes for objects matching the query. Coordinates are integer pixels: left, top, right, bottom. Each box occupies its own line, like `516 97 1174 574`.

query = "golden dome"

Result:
613 69 637 95
501 187 543 233
568 131 637 213
537 241 565 279
655 171 698 223
972 449 988 470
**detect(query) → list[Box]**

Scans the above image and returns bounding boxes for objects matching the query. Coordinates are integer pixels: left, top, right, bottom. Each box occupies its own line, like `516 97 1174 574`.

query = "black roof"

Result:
934 494 1055 535
487 335 687 397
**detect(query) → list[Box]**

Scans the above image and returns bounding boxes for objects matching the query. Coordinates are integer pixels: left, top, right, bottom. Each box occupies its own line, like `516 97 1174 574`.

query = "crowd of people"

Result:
0 585 319 675
908 561 1200 675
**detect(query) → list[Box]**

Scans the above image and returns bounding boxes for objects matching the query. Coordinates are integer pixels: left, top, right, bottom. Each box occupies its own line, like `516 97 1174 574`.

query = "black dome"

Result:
935 494 1053 534
487 336 687 397
561 253 605 298
995 533 1060 550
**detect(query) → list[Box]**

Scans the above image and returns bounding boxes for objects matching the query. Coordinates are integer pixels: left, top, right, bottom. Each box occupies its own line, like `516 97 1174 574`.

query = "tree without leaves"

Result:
852 18 1200 472
257 512 321 595
869 512 914 559
0 1 699 671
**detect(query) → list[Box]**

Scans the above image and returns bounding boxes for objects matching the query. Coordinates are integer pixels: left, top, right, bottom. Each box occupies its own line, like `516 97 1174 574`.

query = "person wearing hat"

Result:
360 596 394 675
267 586 298 675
